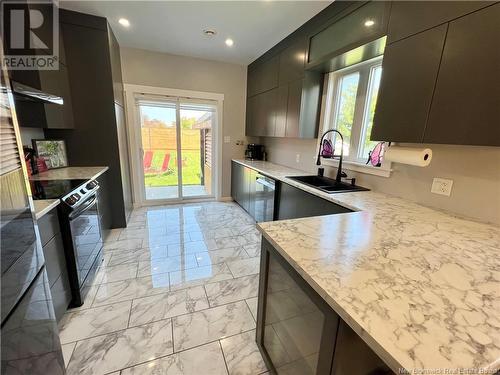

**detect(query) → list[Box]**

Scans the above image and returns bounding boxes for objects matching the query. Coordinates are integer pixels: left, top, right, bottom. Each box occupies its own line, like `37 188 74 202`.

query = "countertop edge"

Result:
29 166 109 181
33 199 60 220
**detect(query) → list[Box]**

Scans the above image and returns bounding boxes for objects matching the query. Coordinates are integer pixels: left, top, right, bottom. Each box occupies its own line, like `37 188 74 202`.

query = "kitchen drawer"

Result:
38 210 61 247
42 233 67 288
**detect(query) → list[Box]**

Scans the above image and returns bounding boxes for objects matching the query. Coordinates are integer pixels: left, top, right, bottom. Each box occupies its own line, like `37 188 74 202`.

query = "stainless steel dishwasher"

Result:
254 173 275 222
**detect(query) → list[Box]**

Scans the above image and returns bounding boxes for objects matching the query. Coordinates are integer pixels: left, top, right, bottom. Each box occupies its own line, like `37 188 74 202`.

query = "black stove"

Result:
30 178 104 307
31 179 87 199
30 179 99 209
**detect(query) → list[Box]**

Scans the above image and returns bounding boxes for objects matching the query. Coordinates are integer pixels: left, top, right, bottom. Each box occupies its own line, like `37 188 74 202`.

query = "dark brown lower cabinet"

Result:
38 209 72 322
257 238 393 374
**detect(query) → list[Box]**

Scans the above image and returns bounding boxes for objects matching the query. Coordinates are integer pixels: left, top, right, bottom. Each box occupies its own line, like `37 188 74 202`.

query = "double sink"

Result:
287 175 369 194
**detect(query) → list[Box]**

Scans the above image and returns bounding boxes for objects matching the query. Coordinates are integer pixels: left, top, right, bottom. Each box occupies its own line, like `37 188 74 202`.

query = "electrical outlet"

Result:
224 136 231 144
431 178 453 196
295 154 300 163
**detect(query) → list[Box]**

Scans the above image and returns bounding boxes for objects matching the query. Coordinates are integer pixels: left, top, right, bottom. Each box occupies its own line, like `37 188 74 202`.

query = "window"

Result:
322 57 383 165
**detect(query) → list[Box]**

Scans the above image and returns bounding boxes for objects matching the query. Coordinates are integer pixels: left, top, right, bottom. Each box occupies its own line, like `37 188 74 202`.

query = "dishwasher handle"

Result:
256 176 275 190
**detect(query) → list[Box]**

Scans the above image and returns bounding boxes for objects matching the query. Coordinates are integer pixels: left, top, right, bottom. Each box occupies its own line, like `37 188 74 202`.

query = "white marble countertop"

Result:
29 166 109 181
32 199 59 220
233 159 500 374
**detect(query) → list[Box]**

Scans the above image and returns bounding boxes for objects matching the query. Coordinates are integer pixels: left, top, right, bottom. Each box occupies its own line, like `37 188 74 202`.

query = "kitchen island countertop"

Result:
233 159 500 374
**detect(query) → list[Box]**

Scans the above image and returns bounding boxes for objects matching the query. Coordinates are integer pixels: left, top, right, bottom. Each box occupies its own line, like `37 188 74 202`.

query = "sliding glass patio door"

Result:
137 95 216 201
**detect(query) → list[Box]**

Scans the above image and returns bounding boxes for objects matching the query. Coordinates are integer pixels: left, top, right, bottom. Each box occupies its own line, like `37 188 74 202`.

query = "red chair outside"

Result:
159 153 171 172
143 150 153 170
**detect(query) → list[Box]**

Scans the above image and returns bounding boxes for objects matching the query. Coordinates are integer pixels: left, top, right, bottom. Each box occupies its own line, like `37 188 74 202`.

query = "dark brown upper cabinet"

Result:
424 4 500 146
247 55 279 97
308 1 390 67
246 88 277 137
274 85 288 137
371 25 447 142
284 79 302 138
387 1 494 44
278 37 307 85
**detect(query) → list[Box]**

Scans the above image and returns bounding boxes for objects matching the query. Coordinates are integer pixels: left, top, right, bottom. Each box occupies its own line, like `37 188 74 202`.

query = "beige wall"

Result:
263 137 500 225
120 47 251 198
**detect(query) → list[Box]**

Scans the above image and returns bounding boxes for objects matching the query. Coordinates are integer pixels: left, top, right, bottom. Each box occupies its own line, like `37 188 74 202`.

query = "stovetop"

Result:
30 179 88 200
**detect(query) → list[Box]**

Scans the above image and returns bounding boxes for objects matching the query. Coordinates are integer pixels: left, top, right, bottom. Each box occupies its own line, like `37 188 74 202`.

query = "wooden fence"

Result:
141 128 200 151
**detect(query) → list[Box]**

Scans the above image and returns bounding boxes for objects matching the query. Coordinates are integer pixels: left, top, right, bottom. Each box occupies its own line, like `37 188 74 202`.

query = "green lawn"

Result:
144 150 202 187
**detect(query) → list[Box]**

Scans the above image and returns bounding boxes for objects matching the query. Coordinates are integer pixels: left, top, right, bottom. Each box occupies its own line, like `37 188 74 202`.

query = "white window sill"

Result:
320 158 392 178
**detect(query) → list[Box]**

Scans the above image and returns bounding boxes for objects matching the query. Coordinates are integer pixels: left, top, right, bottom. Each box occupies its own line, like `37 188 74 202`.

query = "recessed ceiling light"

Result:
225 38 234 47
203 29 217 37
364 19 375 27
119 18 130 27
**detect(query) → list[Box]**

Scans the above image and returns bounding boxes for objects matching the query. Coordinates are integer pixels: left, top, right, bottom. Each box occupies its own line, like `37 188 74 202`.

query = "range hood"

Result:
11 81 63 105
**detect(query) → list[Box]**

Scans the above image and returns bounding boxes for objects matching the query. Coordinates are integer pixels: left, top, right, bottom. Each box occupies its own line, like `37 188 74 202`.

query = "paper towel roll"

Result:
384 146 432 167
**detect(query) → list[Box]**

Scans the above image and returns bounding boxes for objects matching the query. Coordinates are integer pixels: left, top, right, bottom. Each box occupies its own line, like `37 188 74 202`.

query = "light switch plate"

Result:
431 178 453 196
224 136 231 144
295 154 300 163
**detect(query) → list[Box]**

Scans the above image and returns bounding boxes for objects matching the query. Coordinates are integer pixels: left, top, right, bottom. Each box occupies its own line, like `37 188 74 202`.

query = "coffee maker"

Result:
245 144 265 160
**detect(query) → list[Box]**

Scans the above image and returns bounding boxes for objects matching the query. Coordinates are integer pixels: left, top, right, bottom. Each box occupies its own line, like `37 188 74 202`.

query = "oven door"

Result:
68 193 103 287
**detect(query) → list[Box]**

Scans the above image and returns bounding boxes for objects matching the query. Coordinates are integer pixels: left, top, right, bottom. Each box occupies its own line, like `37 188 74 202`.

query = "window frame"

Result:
319 56 391 177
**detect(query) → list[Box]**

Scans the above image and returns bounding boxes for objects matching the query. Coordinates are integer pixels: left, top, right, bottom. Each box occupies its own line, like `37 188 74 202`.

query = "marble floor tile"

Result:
167 240 216 256
213 235 251 249
169 263 234 291
61 342 76 368
59 301 131 344
200 228 234 240
118 228 149 241
66 319 173 375
59 202 261 374
243 243 261 258
103 238 144 252
97 263 139 284
227 257 261 278
68 283 99 312
245 297 258 321
93 274 170 307
188 231 204 241
137 254 198 277
120 341 227 375
230 224 260 237
107 248 157 267
205 274 259 307
106 229 122 242
143 233 190 247
195 247 249 267
129 286 209 327
172 300 255 352
220 330 268 375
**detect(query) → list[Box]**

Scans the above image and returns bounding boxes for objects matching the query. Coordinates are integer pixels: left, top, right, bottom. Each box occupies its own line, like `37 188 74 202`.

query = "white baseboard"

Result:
218 196 234 202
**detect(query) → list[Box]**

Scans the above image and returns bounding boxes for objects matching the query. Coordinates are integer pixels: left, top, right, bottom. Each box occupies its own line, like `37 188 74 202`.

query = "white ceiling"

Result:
60 1 332 65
